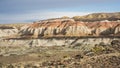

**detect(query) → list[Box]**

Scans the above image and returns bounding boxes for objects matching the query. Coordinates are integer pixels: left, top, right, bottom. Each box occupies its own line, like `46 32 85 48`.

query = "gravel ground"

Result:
0 40 120 68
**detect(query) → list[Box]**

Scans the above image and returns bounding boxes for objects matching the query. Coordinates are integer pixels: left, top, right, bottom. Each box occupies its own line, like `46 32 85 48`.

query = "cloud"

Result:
0 11 91 23
0 0 119 23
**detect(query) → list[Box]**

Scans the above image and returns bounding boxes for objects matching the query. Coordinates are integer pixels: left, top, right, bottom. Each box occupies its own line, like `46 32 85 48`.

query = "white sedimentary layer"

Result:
0 38 119 47
114 25 120 34
0 29 18 37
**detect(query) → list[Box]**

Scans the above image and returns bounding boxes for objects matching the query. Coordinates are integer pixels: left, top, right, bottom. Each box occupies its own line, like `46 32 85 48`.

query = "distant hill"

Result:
72 12 120 21
0 12 120 38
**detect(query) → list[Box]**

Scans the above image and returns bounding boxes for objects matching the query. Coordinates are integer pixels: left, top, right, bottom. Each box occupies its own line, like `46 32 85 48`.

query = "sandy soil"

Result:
0 42 120 68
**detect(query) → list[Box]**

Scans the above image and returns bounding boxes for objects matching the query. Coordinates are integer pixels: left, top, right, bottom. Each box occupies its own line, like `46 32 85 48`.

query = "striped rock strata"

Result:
19 19 120 38
19 19 91 38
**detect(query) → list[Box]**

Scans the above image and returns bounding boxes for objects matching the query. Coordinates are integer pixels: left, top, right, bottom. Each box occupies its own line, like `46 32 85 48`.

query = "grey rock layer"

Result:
0 38 119 47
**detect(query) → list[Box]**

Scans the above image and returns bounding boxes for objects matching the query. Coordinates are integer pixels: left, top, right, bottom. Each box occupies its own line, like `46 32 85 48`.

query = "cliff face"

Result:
0 19 119 39
19 19 120 38
19 19 92 38
114 24 120 35
86 22 119 35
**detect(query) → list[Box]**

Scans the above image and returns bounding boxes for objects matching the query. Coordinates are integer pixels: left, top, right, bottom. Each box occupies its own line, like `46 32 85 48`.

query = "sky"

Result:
0 0 120 24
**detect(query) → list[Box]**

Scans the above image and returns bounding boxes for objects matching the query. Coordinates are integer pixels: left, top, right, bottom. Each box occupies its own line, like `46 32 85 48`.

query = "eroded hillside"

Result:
0 12 120 39
18 19 120 38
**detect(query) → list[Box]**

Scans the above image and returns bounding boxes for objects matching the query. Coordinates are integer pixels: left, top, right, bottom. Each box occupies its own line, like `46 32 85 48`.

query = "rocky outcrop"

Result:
114 24 120 35
18 19 120 38
86 21 120 35
0 29 18 38
93 22 113 35
0 38 119 47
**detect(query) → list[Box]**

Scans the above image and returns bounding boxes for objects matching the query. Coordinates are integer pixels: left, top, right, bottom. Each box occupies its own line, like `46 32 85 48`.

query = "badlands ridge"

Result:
19 18 120 38
0 12 120 38
0 12 120 46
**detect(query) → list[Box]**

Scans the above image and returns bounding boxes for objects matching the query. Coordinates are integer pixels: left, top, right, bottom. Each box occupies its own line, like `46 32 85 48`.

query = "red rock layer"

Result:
19 19 120 37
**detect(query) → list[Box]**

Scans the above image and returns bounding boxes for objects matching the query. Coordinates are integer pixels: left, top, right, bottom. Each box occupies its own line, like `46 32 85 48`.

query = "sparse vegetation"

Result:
0 41 119 68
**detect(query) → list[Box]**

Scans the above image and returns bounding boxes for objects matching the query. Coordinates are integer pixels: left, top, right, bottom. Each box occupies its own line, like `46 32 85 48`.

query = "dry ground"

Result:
0 42 120 68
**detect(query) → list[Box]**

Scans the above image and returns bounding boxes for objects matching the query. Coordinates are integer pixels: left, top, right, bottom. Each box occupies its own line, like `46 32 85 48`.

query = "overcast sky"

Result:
0 0 120 24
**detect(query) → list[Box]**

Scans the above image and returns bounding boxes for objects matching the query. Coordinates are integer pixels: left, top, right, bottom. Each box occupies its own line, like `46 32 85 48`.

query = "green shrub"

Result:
92 45 105 54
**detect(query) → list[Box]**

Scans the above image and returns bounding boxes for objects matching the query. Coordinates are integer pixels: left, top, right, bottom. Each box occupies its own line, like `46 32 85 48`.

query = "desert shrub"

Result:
63 55 68 58
75 43 82 46
111 40 120 45
9 54 17 56
99 42 106 46
91 45 105 54
0 63 3 68
71 43 82 48
24 64 32 68
0 54 3 57
7 64 14 68
74 54 83 59
110 40 120 52
32 66 38 68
